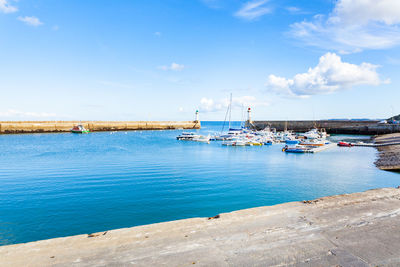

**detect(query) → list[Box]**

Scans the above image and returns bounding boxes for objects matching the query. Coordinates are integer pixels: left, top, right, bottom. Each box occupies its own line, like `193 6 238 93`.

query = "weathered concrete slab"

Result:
1 188 400 266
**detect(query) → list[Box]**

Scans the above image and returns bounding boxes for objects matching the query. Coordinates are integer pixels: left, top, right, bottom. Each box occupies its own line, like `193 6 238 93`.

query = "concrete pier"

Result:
253 120 400 135
1 187 400 266
0 121 200 134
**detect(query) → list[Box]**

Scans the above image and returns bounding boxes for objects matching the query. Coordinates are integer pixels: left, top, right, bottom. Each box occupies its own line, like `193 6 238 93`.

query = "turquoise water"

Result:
0 122 399 245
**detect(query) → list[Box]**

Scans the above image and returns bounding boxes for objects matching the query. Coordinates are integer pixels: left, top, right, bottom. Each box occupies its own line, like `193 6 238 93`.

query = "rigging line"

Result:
221 102 229 134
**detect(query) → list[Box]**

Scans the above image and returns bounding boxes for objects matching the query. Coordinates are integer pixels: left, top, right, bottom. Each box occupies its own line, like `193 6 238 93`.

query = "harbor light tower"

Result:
195 110 199 122
245 107 254 128
247 107 252 123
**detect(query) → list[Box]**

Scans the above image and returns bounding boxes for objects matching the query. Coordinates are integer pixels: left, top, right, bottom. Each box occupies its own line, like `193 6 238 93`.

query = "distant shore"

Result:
253 120 400 135
0 121 200 134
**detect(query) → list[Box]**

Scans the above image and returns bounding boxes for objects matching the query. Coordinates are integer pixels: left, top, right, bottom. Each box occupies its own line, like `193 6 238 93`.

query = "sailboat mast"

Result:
228 93 232 130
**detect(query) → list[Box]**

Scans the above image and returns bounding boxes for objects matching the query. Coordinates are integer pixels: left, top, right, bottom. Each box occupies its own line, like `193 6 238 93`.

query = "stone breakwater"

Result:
1 187 400 266
253 120 400 135
0 121 200 134
375 133 400 171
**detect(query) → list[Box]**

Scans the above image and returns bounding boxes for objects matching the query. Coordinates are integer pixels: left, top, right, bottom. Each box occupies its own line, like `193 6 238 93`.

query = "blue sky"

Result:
1 0 399 121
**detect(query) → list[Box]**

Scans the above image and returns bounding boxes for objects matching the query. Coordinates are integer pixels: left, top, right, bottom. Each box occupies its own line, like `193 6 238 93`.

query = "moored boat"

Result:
71 125 89 134
282 145 310 153
246 140 263 146
299 139 326 146
222 137 247 146
176 132 200 140
192 135 211 143
338 141 354 147
302 128 321 140
285 140 300 145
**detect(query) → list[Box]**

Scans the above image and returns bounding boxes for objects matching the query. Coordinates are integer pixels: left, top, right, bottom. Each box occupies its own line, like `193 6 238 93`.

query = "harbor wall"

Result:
0 121 200 134
253 120 400 135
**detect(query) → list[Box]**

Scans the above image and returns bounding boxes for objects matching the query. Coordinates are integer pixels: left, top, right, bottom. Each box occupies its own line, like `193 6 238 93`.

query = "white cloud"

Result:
200 0 222 9
0 0 17 13
200 96 268 113
286 6 308 15
154 31 161 36
158 62 185 71
0 109 57 118
234 0 271 20
286 6 300 13
98 80 135 89
386 57 400 65
290 0 400 52
18 16 43 27
200 98 224 112
265 52 386 97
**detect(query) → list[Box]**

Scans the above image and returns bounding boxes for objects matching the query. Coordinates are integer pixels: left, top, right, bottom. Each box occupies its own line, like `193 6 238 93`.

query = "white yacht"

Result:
302 129 321 139
222 137 247 146
192 135 211 143
176 132 200 140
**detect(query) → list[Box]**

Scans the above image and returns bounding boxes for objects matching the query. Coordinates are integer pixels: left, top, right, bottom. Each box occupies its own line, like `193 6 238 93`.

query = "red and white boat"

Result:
337 141 353 147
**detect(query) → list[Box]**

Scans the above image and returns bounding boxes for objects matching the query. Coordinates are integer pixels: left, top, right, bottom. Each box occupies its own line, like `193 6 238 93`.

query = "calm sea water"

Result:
0 121 399 245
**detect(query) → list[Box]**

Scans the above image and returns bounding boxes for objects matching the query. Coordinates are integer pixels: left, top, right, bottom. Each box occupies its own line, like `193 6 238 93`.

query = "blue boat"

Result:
285 140 300 145
284 148 306 153
282 145 309 153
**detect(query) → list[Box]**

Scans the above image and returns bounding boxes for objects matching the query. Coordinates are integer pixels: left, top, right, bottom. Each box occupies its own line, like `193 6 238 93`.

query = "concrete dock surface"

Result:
1 187 400 266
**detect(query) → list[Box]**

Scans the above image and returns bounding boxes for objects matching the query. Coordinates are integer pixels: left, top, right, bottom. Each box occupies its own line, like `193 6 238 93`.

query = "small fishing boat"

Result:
71 125 89 133
282 145 309 153
176 132 200 140
337 141 354 147
263 140 273 145
285 140 300 145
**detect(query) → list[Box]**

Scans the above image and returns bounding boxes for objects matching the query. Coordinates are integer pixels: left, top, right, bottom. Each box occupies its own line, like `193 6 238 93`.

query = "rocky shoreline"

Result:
374 133 400 171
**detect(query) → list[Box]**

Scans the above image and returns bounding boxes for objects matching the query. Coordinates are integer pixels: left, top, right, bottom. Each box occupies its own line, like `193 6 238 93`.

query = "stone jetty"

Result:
0 121 200 134
1 187 400 266
375 133 400 171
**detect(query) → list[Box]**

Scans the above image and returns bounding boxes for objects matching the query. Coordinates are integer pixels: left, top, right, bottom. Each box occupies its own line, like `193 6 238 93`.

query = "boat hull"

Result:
71 130 89 134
